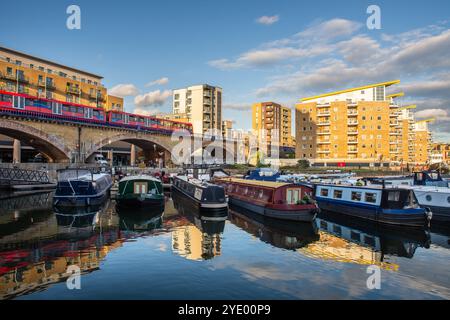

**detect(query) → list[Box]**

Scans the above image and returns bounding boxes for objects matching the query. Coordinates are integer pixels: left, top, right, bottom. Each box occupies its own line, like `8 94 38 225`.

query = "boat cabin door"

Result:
134 182 147 194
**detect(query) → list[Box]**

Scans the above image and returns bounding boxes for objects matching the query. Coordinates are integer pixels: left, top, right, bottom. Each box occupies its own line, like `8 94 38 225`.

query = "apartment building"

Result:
295 80 433 167
0 46 123 111
414 119 434 165
0 46 124 163
222 120 233 138
252 102 292 153
172 84 222 135
431 142 450 165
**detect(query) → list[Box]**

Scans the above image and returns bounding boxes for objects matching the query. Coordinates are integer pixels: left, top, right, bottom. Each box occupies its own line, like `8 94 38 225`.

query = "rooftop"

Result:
300 80 400 102
0 46 104 79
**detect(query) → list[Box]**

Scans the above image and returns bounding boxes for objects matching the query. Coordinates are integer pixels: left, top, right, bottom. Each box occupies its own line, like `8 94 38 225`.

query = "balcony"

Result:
66 86 80 94
317 112 330 116
390 121 399 126
347 121 358 126
317 131 331 135
390 149 399 154
0 72 16 81
46 82 56 90
317 103 330 108
347 111 358 116
348 130 358 135
348 149 358 154
317 121 330 126
348 139 358 144
317 150 331 154
317 140 331 144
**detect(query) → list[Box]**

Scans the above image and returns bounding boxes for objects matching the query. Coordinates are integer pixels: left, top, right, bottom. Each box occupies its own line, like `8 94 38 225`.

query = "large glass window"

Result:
365 192 377 203
351 191 362 201
320 188 329 197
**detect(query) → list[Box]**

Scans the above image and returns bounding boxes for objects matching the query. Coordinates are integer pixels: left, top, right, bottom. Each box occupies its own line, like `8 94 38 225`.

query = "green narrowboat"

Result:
116 175 164 209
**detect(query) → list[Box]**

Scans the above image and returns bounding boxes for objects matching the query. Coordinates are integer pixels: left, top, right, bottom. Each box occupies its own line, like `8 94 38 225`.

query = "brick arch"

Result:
84 132 177 160
0 119 71 162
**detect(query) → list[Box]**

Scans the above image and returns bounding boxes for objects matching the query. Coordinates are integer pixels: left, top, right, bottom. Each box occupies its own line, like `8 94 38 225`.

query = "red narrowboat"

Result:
215 178 318 222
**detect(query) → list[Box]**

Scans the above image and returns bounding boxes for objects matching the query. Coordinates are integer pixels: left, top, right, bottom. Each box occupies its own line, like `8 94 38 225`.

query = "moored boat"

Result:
171 176 228 218
53 169 112 208
313 184 432 227
215 178 318 222
116 175 164 209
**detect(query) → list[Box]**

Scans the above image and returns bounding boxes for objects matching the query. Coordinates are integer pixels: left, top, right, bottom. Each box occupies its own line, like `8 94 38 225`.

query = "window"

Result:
351 191 362 201
15 60 22 66
320 188 329 197
365 192 377 203
425 195 432 202
333 189 343 199
388 191 400 202
6 67 12 75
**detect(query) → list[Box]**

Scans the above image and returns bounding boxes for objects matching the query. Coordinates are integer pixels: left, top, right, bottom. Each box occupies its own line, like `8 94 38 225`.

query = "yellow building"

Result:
0 46 123 111
252 102 292 152
431 142 450 165
158 112 191 124
295 80 432 167
414 119 434 165
222 119 233 138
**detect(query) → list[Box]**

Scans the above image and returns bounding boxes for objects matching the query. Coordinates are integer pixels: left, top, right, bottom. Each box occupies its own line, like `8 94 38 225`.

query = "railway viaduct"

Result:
0 114 239 165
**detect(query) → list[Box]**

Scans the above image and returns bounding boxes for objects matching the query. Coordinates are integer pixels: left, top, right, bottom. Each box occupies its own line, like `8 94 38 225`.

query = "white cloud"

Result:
208 18 360 70
109 84 139 97
256 15 279 26
145 77 169 87
134 89 172 107
133 107 162 116
415 109 450 121
223 103 252 111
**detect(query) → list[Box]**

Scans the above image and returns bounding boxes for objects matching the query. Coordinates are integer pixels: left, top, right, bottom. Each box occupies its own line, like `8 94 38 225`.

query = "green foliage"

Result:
297 159 310 169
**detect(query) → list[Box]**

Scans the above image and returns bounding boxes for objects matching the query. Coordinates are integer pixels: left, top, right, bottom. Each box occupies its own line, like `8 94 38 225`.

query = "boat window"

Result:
333 225 342 235
287 189 300 204
365 192 377 203
333 190 343 199
350 231 360 242
259 190 264 199
320 188 329 197
351 191 362 201
426 195 432 202
364 236 376 247
320 221 328 229
429 172 439 180
244 187 248 194
388 191 400 202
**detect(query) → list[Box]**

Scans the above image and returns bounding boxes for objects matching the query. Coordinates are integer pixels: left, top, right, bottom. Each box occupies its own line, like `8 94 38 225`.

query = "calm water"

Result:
0 191 449 300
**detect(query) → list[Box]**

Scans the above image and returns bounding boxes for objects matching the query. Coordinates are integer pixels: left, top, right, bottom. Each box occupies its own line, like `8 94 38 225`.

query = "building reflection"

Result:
298 211 431 271
228 205 319 250
0 200 122 300
170 195 225 261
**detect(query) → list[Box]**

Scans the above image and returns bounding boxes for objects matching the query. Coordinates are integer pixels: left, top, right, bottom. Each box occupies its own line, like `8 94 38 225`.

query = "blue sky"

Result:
1 0 450 141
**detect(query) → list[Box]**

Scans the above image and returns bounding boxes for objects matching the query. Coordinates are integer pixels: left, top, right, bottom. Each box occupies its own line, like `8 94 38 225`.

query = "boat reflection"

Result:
298 211 431 270
171 192 225 261
429 224 450 250
228 204 319 250
0 200 121 300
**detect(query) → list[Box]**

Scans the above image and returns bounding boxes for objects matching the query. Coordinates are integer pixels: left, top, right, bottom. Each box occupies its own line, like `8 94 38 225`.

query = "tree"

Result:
297 159 310 169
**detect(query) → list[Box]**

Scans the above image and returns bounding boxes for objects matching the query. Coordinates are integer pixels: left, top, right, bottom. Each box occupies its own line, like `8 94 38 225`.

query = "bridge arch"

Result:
84 132 176 161
0 119 71 162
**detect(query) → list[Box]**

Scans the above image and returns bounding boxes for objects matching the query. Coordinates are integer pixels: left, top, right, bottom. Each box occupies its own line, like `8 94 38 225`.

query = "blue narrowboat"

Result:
313 184 432 227
244 168 281 182
53 169 112 208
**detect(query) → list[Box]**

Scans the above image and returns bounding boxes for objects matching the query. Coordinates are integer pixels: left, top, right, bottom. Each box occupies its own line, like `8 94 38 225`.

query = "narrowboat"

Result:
244 168 281 182
215 178 318 222
313 184 432 227
53 169 112 208
116 175 164 209
171 176 228 218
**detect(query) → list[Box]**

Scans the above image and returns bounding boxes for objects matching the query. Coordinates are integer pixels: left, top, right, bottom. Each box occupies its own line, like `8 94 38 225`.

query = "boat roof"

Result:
174 175 216 188
120 175 160 183
217 177 294 188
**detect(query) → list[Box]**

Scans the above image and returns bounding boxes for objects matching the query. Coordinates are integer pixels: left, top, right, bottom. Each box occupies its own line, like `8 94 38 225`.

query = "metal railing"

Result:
0 167 51 185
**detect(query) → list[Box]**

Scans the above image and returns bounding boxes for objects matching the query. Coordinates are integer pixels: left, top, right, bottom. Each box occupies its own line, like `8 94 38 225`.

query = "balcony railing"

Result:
348 130 358 135
317 140 331 144
348 121 358 126
348 139 358 144
0 72 16 81
66 86 80 94
317 131 331 135
317 121 330 126
46 82 56 90
348 149 358 153
317 112 330 116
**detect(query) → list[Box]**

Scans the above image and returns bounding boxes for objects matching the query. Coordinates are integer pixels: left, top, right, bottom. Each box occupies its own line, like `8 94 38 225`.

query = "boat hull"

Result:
316 198 428 227
228 196 317 222
423 205 450 222
116 194 164 210
53 188 110 208
172 185 228 219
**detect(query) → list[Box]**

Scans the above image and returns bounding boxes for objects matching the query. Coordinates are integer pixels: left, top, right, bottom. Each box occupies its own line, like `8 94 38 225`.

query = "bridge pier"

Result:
130 144 136 166
13 139 21 164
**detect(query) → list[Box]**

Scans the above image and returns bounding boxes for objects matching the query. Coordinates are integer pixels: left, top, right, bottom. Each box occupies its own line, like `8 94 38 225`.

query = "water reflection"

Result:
229 205 319 250
298 211 431 270
171 193 225 261
0 191 449 300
